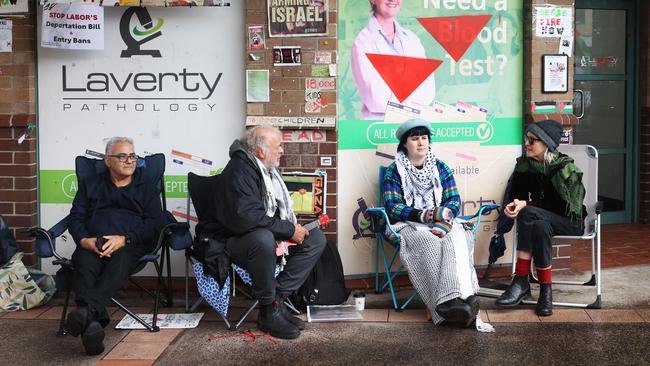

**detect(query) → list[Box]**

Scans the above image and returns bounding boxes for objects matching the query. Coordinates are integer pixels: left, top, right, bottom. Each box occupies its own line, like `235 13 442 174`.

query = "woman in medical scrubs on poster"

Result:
351 0 436 120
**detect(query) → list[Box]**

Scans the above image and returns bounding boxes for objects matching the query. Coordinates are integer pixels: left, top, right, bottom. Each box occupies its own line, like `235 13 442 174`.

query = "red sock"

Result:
514 258 531 277
536 268 552 284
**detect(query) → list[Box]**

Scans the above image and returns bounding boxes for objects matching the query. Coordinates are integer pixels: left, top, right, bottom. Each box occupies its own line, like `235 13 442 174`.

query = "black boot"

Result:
81 320 105 356
65 306 95 337
276 293 305 330
257 300 301 340
495 275 531 306
435 297 473 326
535 284 553 316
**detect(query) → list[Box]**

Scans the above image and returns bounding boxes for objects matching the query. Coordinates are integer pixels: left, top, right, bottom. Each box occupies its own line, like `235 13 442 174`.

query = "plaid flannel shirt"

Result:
382 160 461 234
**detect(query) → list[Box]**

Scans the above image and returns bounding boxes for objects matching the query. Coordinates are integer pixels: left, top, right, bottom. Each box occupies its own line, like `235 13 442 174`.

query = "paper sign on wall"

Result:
0 20 12 52
41 4 104 50
535 6 573 38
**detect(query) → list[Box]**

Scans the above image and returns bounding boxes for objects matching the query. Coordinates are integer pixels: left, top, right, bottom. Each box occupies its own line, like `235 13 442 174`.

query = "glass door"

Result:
573 0 638 223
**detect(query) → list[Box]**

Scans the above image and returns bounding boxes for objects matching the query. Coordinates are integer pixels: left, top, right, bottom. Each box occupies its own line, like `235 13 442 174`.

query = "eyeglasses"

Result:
524 135 542 145
107 153 139 162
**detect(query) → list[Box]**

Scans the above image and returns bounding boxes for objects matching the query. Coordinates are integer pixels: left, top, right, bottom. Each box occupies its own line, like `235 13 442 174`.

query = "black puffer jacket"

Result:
212 140 295 242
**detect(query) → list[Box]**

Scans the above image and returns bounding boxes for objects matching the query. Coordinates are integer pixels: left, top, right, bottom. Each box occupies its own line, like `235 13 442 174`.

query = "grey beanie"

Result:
526 119 563 151
396 118 431 140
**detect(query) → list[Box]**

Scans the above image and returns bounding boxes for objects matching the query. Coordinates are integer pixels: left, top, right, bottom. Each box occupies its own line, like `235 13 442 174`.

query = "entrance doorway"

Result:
573 0 639 223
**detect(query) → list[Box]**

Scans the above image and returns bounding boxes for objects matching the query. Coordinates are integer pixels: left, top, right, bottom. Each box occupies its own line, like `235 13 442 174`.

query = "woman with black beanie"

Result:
495 119 586 316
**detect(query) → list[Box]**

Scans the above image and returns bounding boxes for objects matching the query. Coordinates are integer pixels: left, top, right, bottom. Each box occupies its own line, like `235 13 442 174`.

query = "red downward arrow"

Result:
365 53 442 103
418 15 492 61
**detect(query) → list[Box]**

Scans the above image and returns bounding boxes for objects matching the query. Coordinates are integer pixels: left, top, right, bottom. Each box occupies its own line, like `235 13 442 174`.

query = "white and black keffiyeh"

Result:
394 150 442 209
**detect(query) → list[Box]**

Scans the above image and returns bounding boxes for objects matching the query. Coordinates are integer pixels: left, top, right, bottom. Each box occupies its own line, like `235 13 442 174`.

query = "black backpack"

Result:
291 240 350 310
0 215 19 267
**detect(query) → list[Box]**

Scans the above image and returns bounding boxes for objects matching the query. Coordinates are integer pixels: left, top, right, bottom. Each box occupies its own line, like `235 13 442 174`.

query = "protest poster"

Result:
41 3 104 50
0 20 12 52
268 0 327 37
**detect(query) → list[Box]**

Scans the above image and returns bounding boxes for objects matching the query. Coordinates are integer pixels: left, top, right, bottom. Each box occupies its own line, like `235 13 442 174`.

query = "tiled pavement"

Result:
2 304 650 365
2 224 649 364
571 223 650 270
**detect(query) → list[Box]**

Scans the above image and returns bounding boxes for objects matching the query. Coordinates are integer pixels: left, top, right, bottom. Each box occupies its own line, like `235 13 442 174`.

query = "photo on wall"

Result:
281 171 326 217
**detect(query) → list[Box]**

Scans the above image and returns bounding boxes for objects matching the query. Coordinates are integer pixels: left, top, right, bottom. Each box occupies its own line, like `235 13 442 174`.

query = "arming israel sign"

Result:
37 5 245 275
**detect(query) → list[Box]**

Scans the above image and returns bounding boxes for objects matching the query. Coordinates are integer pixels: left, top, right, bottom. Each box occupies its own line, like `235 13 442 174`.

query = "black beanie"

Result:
526 120 563 151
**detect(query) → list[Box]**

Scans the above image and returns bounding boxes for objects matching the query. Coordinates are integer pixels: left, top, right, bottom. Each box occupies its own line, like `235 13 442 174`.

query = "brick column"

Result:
524 0 576 270
0 6 38 266
245 0 338 242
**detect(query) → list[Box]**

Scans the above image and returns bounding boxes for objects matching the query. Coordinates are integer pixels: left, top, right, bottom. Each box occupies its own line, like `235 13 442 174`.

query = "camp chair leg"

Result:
284 298 300 315
399 291 419 311
57 286 72 337
380 241 399 310
375 239 381 294
112 298 160 332
164 245 173 307
152 261 163 331
188 298 203 312
232 300 258 331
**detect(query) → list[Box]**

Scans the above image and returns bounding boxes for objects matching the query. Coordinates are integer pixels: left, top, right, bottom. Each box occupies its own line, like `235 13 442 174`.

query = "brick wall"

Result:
639 1 650 223
245 0 338 242
523 0 575 270
0 5 38 266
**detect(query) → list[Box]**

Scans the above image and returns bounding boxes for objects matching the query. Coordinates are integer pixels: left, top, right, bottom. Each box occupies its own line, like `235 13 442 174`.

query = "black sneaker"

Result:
81 320 105 356
435 297 472 326
65 307 94 337
257 301 301 340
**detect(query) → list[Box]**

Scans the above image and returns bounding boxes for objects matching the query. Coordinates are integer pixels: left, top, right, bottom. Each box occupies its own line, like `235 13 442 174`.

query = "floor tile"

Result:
110 307 154 321
121 328 184 343
388 309 428 322
37 305 75 320
2 306 51 319
103 341 169 360
586 309 645 323
635 309 650 322
484 309 541 323
538 309 592 323
97 360 154 366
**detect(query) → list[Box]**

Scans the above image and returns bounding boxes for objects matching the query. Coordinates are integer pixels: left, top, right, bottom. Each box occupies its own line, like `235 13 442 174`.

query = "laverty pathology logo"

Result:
120 7 163 58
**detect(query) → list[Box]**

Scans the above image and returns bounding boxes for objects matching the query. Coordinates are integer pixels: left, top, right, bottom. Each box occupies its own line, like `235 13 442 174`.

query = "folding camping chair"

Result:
505 144 601 308
366 165 499 311
22 154 190 335
183 172 290 331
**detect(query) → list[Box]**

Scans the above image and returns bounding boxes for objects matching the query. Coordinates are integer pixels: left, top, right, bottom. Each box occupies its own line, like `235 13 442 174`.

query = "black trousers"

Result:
72 245 148 327
516 206 582 268
226 228 327 305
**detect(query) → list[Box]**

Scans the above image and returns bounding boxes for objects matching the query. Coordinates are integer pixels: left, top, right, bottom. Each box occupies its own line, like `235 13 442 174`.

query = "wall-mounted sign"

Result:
281 130 326 142
273 46 301 66
246 115 335 128
248 25 265 50
246 69 270 102
0 20 12 52
268 0 328 37
41 3 105 50
0 0 28 14
535 6 573 38
281 171 327 217
542 54 568 93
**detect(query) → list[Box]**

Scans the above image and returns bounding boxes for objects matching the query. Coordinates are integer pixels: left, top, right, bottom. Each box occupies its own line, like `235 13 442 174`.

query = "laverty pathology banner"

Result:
37 5 245 275
337 0 523 275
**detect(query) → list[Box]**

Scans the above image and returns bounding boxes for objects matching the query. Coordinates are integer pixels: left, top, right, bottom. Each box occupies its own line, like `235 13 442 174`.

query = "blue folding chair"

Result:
23 154 191 334
366 165 499 311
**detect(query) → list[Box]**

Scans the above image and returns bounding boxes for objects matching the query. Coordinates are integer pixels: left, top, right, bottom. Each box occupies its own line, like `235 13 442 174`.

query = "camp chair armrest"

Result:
595 201 604 214
19 215 72 260
366 207 399 240
457 204 500 233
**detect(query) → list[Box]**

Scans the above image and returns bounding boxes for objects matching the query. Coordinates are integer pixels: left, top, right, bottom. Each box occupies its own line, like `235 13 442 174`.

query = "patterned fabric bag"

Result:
0 252 56 312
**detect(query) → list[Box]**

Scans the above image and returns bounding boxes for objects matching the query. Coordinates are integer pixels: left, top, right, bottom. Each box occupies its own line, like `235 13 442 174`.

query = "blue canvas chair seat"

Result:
193 262 282 330
366 165 499 311
24 154 191 335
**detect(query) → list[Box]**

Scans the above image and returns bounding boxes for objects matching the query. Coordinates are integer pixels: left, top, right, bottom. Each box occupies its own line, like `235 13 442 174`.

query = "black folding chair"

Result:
23 154 190 335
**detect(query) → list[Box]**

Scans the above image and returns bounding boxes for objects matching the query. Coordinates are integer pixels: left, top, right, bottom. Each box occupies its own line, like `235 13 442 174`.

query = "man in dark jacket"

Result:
66 137 162 355
214 125 326 339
